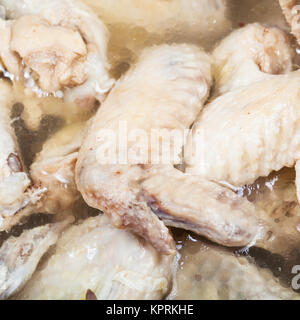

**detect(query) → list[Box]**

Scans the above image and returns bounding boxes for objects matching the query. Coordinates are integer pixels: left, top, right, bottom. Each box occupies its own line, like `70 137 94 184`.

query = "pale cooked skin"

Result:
0 219 71 299
141 169 259 247
76 44 262 254
0 0 114 108
76 44 213 255
0 80 44 231
279 0 300 44
170 238 299 300
213 23 295 95
81 0 231 46
185 71 300 196
16 215 175 300
30 122 87 214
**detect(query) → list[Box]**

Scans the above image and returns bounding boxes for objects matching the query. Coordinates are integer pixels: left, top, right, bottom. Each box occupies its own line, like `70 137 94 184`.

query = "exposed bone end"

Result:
254 25 295 74
0 0 114 109
10 15 88 93
0 184 47 232
82 189 176 256
279 0 300 44
30 153 79 214
212 23 295 95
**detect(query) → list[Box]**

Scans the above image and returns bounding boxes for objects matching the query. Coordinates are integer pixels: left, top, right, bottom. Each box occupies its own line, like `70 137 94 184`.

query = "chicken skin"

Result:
0 219 71 299
185 71 300 197
76 44 212 255
212 23 295 95
279 0 300 44
0 0 114 108
141 169 259 248
30 122 86 214
0 80 43 231
16 215 174 300
76 44 262 254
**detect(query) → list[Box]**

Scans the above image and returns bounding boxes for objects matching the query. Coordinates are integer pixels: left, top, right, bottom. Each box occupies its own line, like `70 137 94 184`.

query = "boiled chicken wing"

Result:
16 215 174 300
185 71 300 191
0 219 71 299
0 80 43 231
0 0 114 108
279 0 300 44
213 23 295 95
76 44 212 254
30 122 86 214
76 44 261 253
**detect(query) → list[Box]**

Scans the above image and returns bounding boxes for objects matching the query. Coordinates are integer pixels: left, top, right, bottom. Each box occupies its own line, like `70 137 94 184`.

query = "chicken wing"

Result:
170 235 299 300
0 0 114 108
0 80 43 231
141 169 259 248
279 0 300 44
185 71 300 192
77 44 261 253
0 219 71 299
76 44 213 254
213 23 295 95
30 122 86 214
16 215 174 300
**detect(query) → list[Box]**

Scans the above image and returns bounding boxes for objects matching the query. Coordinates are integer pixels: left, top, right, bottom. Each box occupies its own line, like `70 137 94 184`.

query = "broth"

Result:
1 0 300 299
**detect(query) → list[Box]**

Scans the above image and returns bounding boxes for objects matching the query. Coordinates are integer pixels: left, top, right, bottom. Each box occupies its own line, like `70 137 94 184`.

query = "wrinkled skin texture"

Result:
141 169 259 247
81 0 231 48
170 235 299 300
279 0 300 44
0 80 43 231
0 0 114 108
0 219 71 299
16 215 174 300
76 44 212 255
212 23 295 95
185 71 300 199
76 44 262 254
30 122 86 214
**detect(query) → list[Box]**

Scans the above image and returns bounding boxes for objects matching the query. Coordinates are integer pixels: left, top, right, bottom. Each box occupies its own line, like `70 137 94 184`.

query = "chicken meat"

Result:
279 0 300 44
212 23 295 95
30 122 87 215
76 44 261 254
0 80 43 231
16 215 174 300
0 218 71 299
185 71 300 201
0 0 114 108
